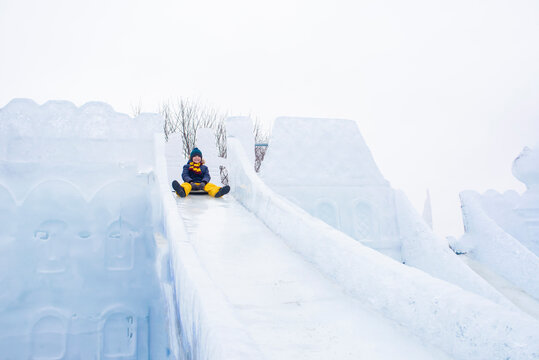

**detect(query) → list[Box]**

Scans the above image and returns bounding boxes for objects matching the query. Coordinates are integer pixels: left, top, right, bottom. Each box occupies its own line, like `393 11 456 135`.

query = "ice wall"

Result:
226 125 539 360
258 117 507 305
0 99 172 358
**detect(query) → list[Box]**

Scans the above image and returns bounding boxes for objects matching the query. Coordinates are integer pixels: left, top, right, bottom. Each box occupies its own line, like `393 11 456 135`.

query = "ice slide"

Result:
1 100 538 359
163 118 538 360
163 138 453 360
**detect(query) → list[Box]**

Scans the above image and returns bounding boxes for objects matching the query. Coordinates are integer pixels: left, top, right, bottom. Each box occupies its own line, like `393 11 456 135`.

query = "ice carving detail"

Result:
31 314 67 359
106 219 137 271
103 312 137 357
34 220 69 274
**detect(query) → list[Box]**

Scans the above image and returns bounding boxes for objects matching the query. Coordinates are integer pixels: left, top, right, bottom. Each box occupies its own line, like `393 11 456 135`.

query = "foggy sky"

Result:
1 0 538 237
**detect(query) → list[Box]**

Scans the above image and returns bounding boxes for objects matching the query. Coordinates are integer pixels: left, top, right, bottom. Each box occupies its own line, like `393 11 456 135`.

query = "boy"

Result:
172 147 230 198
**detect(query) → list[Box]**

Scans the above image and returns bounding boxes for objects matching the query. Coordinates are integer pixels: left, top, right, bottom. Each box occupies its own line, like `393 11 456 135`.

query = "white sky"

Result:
1 0 538 237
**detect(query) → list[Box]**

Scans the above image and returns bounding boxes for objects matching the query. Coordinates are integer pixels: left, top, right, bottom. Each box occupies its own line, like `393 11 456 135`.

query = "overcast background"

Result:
1 0 538 237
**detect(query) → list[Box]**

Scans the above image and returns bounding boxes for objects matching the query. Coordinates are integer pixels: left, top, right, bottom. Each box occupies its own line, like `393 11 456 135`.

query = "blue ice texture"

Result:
0 99 173 359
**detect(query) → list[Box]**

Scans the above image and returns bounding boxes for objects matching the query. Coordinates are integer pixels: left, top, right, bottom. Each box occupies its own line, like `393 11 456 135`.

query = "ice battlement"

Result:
0 98 162 167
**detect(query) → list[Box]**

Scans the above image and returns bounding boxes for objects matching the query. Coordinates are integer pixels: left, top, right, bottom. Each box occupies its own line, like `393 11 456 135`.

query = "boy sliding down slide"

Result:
172 147 230 198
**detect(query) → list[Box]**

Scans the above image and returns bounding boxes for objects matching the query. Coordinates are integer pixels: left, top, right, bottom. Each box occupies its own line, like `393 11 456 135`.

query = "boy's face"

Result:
193 155 202 163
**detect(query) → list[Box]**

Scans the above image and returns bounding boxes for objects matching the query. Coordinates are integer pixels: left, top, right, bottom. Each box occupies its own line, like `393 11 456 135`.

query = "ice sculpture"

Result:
258 116 509 304
512 145 539 255
456 145 539 257
453 145 539 300
0 99 172 358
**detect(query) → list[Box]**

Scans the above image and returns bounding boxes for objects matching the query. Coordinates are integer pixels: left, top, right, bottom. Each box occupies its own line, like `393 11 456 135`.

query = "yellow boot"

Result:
204 183 230 197
172 180 192 197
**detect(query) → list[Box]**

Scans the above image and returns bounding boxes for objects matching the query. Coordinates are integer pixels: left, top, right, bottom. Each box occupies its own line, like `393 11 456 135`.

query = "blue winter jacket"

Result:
182 163 211 183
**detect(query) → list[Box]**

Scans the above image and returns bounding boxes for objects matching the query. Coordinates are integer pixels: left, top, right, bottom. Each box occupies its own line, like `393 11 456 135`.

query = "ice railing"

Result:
225 120 539 360
0 99 172 358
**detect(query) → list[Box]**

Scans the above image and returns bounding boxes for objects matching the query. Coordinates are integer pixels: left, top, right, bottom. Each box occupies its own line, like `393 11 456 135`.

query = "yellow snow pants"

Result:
180 182 222 197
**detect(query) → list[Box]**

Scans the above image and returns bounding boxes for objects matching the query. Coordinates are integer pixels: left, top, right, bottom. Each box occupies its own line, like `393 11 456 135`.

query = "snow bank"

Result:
0 99 171 358
155 135 264 360
227 124 539 360
259 116 508 305
452 191 539 300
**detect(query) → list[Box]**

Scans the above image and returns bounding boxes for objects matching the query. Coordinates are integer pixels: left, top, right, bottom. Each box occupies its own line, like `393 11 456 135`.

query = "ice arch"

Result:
314 200 339 229
101 309 137 358
31 312 68 359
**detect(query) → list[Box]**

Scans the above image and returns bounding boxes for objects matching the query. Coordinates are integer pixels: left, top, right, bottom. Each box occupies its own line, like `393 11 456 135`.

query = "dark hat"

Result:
190 147 202 159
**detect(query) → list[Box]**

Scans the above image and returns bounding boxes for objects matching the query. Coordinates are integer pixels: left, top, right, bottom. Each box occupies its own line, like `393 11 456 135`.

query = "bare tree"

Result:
130 100 142 117
161 98 230 183
254 118 270 172
160 98 271 182
161 98 227 159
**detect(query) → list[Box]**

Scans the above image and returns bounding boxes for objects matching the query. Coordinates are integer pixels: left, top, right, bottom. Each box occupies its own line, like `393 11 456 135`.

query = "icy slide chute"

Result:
227 117 539 360
156 133 265 360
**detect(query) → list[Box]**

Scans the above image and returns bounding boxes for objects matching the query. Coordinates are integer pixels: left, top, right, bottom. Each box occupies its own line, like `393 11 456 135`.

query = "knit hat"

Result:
190 147 202 159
